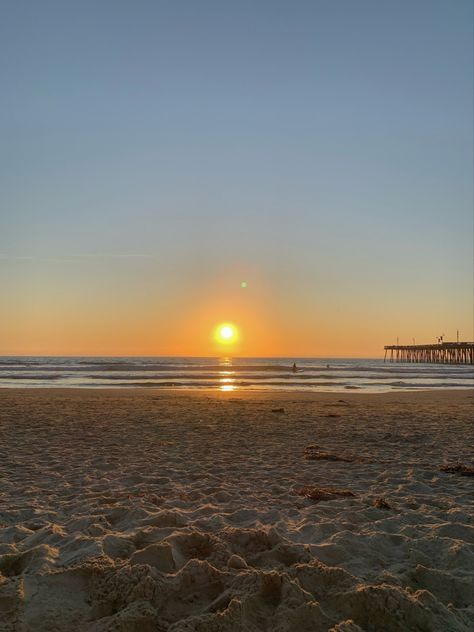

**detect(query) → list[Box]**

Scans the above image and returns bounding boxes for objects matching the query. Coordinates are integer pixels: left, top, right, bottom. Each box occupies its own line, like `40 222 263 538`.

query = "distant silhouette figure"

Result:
292 362 297 373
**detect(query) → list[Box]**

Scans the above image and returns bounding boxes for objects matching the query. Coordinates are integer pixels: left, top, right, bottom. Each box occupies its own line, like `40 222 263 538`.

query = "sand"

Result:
0 388 473 631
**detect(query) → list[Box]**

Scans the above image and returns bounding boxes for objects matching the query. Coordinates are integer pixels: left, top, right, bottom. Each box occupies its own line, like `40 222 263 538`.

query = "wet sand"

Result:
0 389 473 631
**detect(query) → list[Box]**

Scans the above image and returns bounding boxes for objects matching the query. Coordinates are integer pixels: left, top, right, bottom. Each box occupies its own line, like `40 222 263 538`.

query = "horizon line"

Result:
0 353 384 359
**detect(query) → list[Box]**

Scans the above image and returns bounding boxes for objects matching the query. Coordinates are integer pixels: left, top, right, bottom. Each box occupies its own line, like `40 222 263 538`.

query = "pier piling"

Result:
384 342 474 365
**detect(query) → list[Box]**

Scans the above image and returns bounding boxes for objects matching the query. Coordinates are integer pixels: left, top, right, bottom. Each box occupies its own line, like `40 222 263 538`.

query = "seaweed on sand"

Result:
295 486 355 503
440 463 474 477
304 446 353 462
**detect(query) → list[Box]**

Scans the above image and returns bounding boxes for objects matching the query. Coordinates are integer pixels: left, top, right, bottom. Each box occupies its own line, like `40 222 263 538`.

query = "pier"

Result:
384 342 474 365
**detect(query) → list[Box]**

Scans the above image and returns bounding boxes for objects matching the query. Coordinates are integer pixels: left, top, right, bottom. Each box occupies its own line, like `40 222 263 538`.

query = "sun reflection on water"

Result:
219 373 236 391
220 383 236 391
218 357 236 390
219 357 233 367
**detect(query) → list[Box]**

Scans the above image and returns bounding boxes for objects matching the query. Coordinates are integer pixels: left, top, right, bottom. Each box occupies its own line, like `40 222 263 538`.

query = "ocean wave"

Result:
0 356 472 391
0 374 64 380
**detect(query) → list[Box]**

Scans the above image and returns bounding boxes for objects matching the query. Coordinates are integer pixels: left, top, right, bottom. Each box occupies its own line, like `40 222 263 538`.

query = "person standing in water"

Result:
292 362 297 373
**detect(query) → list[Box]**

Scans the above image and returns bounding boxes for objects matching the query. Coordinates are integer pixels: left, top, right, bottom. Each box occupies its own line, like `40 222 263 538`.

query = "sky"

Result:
0 0 473 357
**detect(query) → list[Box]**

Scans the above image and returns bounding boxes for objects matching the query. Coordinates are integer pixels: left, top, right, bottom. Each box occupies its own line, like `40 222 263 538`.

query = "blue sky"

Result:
1 1 473 355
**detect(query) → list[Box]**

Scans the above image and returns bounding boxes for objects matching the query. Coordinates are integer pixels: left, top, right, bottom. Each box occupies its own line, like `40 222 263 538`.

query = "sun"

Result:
220 326 233 339
214 323 238 345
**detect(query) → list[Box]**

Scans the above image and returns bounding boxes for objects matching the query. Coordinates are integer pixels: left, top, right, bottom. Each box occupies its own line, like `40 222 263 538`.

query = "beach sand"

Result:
0 388 473 631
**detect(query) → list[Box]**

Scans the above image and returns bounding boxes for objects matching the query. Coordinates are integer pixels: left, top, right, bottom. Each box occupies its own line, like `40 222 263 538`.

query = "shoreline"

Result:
1 386 473 396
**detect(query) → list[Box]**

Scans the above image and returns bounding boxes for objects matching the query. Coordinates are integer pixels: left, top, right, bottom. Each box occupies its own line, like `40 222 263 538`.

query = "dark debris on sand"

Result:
295 486 355 503
373 497 391 510
304 446 354 462
440 462 474 477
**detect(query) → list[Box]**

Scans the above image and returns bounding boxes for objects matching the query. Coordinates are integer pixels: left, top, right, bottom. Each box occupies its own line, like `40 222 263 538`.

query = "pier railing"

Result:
384 343 474 364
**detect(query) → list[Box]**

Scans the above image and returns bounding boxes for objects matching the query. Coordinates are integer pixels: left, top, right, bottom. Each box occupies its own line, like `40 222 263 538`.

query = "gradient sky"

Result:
1 0 473 356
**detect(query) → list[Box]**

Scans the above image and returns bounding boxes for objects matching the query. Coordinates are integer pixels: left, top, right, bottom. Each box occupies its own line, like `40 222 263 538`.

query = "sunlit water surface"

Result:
1 357 473 392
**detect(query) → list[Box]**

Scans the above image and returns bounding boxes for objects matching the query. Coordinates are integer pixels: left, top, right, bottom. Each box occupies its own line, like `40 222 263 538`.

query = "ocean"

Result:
0 356 473 392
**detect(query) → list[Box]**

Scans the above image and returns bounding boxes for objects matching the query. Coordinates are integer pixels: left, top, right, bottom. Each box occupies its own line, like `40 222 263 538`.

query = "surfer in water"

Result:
292 362 297 373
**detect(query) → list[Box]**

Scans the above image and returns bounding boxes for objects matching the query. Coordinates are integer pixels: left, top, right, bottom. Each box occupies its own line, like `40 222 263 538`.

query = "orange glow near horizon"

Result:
1 263 472 358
